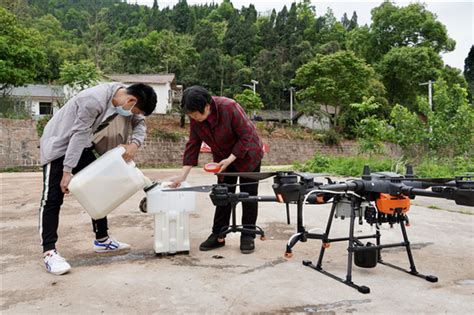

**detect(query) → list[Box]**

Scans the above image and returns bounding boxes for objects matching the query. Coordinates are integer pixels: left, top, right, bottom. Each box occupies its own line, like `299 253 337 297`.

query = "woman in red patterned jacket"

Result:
170 86 264 254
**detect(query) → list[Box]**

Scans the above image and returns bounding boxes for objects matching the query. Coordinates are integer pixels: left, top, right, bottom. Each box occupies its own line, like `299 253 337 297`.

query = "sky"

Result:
132 0 473 71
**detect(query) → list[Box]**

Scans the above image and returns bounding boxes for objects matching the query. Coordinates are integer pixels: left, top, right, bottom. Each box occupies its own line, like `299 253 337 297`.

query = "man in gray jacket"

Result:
39 82 157 275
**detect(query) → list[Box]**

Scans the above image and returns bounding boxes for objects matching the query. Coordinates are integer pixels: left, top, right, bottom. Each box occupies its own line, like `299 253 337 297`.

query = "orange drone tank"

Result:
376 193 411 215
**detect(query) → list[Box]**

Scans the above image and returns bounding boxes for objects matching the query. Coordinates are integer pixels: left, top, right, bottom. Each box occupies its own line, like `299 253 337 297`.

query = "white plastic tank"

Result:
69 146 151 220
146 182 196 254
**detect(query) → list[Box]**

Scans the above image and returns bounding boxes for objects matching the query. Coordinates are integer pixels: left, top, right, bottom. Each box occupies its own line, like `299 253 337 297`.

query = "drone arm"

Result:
319 182 360 192
245 196 278 202
400 186 474 207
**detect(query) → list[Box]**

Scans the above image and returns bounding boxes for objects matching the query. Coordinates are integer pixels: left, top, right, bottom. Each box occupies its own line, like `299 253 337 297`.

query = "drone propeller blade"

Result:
217 172 278 180
401 178 455 184
162 185 214 192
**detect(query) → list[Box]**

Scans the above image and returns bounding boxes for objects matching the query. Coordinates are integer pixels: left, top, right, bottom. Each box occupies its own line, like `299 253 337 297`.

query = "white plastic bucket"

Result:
69 146 149 219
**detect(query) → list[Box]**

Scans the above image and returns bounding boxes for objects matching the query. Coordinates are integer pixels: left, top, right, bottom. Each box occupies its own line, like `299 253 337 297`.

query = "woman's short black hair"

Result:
181 86 212 114
126 83 157 116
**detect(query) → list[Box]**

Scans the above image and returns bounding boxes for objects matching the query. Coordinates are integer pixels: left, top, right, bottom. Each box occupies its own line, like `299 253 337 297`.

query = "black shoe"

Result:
199 234 225 251
240 234 255 254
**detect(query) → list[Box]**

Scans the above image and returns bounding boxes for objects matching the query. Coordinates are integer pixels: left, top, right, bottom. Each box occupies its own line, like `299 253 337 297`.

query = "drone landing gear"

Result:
284 198 325 258
377 217 438 283
218 201 266 240
304 198 437 294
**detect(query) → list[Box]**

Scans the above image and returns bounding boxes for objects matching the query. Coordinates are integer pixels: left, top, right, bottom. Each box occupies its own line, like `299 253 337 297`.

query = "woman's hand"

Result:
217 154 237 172
168 174 186 188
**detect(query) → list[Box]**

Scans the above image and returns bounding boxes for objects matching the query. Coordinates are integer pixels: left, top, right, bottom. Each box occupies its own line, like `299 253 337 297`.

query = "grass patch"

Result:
1 166 42 172
294 154 397 177
150 129 183 142
294 154 473 178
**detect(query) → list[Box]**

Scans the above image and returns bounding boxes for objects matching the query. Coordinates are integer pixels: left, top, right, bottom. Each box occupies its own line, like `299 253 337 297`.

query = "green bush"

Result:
320 129 341 147
151 129 182 142
35 116 52 137
295 153 395 176
413 156 474 177
295 153 473 178
0 97 31 119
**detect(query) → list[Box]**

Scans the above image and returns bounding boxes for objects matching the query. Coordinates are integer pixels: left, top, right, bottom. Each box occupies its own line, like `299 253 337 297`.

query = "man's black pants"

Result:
212 163 261 237
38 148 108 252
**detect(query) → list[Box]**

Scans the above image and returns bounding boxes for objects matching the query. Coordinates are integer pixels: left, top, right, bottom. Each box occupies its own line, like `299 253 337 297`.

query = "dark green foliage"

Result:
377 46 443 111
0 96 32 119
464 46 474 102
0 7 46 91
35 116 52 137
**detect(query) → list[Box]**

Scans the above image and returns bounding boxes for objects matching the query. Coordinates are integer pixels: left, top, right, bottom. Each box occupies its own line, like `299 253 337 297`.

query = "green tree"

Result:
257 11 278 50
314 8 347 50
0 6 45 92
464 45 474 102
441 65 468 89
234 89 264 116
32 14 86 82
389 80 473 158
351 97 391 154
59 60 101 91
85 7 112 69
193 19 222 52
389 104 429 157
369 1 455 62
296 0 316 42
223 7 258 64
195 48 223 93
377 46 443 110
293 51 385 131
172 0 195 33
346 25 372 61
426 80 474 157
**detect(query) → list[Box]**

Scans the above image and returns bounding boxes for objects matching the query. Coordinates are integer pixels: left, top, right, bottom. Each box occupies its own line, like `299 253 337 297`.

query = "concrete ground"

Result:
1 169 473 314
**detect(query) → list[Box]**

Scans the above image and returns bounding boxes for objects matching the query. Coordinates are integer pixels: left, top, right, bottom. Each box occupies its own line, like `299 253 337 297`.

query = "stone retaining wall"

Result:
0 118 373 170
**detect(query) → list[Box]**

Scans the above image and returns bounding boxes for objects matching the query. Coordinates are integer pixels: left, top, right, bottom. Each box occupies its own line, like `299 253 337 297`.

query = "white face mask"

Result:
115 103 135 117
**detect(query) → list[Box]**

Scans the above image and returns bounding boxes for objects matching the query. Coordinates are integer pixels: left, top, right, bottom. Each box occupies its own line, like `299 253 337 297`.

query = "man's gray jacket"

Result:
40 83 146 172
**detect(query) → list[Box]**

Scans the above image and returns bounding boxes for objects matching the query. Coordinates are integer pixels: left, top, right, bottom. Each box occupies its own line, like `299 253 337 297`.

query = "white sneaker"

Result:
93 237 131 253
43 250 71 275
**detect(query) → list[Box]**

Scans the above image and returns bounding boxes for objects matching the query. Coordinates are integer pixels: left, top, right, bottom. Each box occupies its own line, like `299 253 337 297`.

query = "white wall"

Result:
297 114 331 130
150 83 172 114
98 81 173 114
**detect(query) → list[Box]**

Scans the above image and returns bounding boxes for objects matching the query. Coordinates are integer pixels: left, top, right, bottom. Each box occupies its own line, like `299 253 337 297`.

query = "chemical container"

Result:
69 146 151 220
146 182 196 254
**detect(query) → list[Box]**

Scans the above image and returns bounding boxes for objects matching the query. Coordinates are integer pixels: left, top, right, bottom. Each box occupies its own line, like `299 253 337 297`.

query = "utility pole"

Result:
289 87 295 125
419 80 434 133
419 80 433 111
243 80 259 118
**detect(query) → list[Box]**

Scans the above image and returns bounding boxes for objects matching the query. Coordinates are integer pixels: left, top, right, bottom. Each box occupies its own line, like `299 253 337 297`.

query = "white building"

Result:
8 84 64 117
295 105 336 131
105 74 182 114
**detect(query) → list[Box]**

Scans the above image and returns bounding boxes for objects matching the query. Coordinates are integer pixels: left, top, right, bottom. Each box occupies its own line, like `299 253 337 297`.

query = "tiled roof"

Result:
9 84 64 98
106 74 176 84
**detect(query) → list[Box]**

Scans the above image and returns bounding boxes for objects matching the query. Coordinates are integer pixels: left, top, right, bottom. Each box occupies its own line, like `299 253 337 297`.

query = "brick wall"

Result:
1 118 374 170
0 119 41 169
